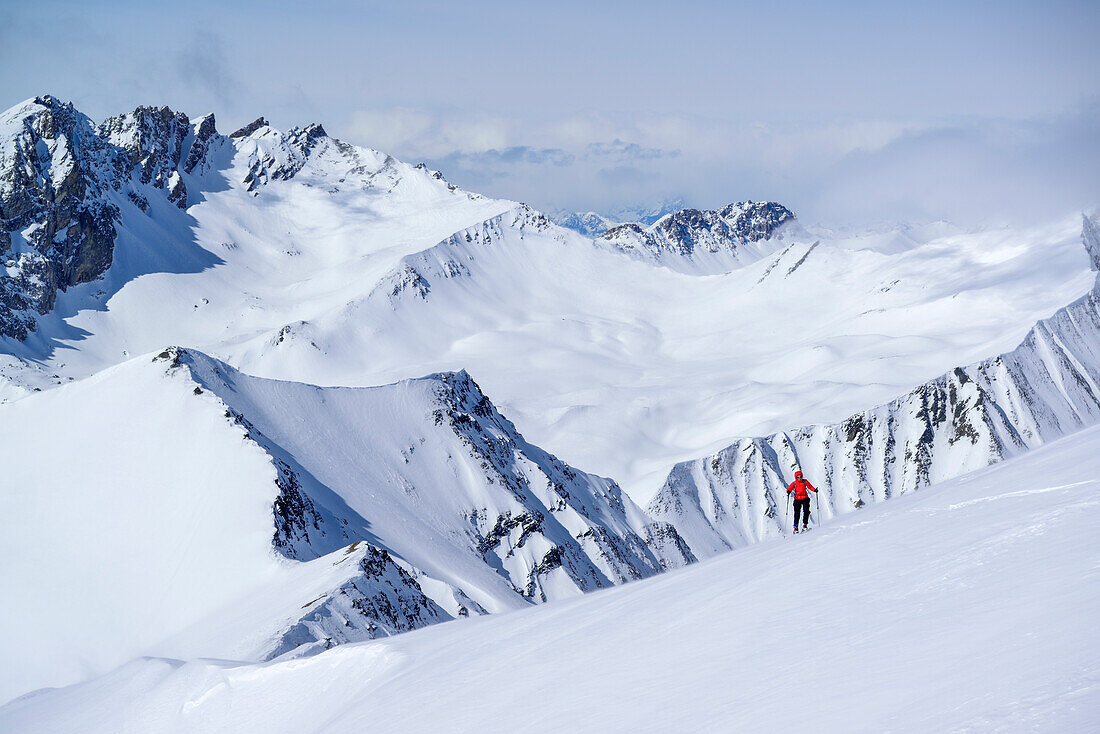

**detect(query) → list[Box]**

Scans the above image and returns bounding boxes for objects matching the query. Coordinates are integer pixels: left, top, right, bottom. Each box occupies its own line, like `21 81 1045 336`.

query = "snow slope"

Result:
5 420 1096 733
650 270 1100 555
0 346 688 703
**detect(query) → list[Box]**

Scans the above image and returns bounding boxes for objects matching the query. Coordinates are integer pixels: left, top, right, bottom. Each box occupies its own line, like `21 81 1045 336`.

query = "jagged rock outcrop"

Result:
649 222 1100 556
238 121 329 191
0 97 118 338
0 97 230 339
265 543 451 659
99 105 192 209
0 96 341 340
600 201 798 273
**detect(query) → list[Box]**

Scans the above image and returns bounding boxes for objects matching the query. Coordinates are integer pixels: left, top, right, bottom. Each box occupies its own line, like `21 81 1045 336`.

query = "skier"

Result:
787 470 818 533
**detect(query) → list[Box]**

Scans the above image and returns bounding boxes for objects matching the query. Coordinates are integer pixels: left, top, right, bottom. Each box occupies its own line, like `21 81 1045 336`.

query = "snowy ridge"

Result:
600 201 800 273
0 343 695 699
172 345 693 598
649 221 1100 556
372 204 556 304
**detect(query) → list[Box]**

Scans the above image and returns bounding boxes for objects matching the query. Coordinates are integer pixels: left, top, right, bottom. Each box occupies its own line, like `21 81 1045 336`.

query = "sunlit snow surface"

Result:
4 423 1096 733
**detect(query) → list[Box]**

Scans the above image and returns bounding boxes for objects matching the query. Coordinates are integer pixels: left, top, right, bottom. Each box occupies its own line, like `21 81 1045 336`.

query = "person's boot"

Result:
792 526 799 534
803 523 808 531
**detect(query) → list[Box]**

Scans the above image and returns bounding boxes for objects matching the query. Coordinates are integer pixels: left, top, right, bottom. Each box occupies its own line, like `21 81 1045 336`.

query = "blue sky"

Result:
2 0 1097 224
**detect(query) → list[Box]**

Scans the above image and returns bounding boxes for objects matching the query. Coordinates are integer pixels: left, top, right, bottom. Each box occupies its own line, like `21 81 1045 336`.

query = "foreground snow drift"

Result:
5 423 1097 733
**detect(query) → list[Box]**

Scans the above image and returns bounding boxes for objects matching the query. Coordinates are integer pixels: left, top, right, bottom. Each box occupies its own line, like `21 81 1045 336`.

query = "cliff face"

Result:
0 97 118 338
0 97 338 340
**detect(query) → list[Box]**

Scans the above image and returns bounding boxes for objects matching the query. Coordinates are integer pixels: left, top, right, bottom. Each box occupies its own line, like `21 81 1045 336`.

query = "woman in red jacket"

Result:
787 470 818 533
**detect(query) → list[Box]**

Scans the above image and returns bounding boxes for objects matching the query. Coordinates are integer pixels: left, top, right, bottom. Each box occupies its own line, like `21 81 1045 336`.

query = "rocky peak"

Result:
230 117 269 138
0 97 116 338
99 105 192 207
0 96 236 339
601 200 797 272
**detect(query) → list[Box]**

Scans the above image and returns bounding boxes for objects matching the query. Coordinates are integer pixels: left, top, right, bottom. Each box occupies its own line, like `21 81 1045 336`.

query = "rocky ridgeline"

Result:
264 543 451 659
156 346 694 656
0 96 333 340
648 218 1100 557
600 201 797 271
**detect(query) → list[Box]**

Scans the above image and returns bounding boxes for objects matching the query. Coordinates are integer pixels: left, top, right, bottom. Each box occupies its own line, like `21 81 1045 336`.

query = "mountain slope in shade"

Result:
0 346 690 703
5 420 1096 733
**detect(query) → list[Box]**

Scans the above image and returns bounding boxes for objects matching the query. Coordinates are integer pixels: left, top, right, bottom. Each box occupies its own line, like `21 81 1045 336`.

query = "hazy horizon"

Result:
3 0 1098 226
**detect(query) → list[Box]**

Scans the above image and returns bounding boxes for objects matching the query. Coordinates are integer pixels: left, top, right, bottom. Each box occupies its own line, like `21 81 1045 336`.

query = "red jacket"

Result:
787 474 817 500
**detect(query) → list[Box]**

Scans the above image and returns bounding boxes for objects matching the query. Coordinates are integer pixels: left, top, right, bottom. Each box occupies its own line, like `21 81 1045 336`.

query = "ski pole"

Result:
815 490 821 528
785 491 790 531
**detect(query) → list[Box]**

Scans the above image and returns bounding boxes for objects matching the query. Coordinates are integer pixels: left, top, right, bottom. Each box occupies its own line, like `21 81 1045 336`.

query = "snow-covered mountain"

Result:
548 209 617 236
600 201 800 273
5 420 1096 732
0 94 508 346
1 96 1092 504
0 345 690 701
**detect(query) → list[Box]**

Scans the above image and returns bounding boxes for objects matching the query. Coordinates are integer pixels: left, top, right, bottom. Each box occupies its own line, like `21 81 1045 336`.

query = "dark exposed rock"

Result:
230 117 268 138
265 544 450 660
0 97 231 339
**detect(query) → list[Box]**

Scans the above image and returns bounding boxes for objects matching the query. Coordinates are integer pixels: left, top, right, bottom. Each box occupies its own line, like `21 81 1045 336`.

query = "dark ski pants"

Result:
793 497 810 527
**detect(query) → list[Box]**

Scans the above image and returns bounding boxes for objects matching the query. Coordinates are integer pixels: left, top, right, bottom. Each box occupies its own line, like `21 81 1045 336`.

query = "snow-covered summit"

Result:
600 200 800 273
0 95 496 342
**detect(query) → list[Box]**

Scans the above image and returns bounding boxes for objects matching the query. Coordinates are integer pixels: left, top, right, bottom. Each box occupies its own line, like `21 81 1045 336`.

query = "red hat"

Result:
794 470 803 478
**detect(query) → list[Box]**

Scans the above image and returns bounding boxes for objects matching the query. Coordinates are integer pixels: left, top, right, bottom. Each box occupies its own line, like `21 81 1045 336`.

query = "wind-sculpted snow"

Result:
649 241 1100 556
